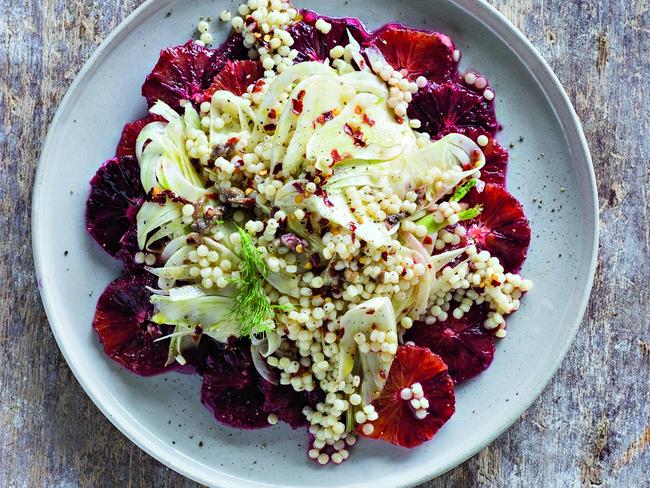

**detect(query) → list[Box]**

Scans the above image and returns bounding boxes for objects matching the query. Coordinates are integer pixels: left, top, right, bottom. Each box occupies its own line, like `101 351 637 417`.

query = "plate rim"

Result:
32 0 599 486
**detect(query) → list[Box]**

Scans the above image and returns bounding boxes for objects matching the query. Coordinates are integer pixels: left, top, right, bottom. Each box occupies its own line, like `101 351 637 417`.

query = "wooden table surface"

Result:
1 0 648 486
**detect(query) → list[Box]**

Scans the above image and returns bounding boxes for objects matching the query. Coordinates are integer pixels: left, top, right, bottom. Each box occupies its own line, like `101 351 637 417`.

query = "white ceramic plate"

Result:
33 0 598 486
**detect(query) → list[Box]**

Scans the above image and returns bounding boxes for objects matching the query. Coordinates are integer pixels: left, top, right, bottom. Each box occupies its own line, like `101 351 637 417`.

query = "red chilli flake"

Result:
227 137 239 145
268 108 278 119
252 79 265 93
314 187 334 207
344 123 367 147
292 90 307 115
331 149 344 164
292 99 304 115
362 113 376 126
349 222 357 243
316 110 335 125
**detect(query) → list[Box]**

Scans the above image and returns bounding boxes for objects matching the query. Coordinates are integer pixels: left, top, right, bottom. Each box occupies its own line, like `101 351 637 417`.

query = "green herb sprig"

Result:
415 178 482 233
450 178 477 202
456 205 482 221
230 228 291 337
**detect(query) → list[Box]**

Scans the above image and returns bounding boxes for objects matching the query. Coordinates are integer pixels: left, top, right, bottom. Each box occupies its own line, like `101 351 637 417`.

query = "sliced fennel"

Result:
150 286 240 344
338 71 389 98
149 100 182 122
273 75 348 175
266 270 302 298
136 201 183 250
306 92 415 166
255 63 415 175
137 102 207 202
337 297 398 406
209 90 257 146
324 133 484 201
255 62 336 126
274 181 393 248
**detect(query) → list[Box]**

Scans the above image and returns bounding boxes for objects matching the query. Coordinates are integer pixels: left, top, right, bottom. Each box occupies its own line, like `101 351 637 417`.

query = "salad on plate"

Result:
86 0 532 466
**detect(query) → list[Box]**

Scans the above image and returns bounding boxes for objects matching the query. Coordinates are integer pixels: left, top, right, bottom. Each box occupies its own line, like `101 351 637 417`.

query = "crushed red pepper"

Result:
314 187 333 207
292 90 307 115
316 109 336 125
331 149 344 164
252 79 265 93
349 222 357 243
343 123 367 147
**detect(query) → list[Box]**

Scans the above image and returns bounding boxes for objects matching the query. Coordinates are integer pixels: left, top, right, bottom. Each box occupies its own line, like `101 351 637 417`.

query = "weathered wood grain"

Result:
0 0 648 487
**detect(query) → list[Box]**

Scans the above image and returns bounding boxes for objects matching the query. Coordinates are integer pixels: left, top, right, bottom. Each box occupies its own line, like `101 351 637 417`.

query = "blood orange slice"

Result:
288 11 370 63
93 274 172 376
404 306 495 383
115 114 164 158
359 345 455 448
204 60 264 99
86 156 145 257
260 380 308 430
465 184 531 273
460 128 508 187
363 24 457 82
204 33 249 85
141 41 214 110
408 81 498 140
200 341 269 429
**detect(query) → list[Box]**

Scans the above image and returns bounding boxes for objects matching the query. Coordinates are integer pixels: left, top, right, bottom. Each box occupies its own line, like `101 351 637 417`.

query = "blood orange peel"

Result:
141 41 214 110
